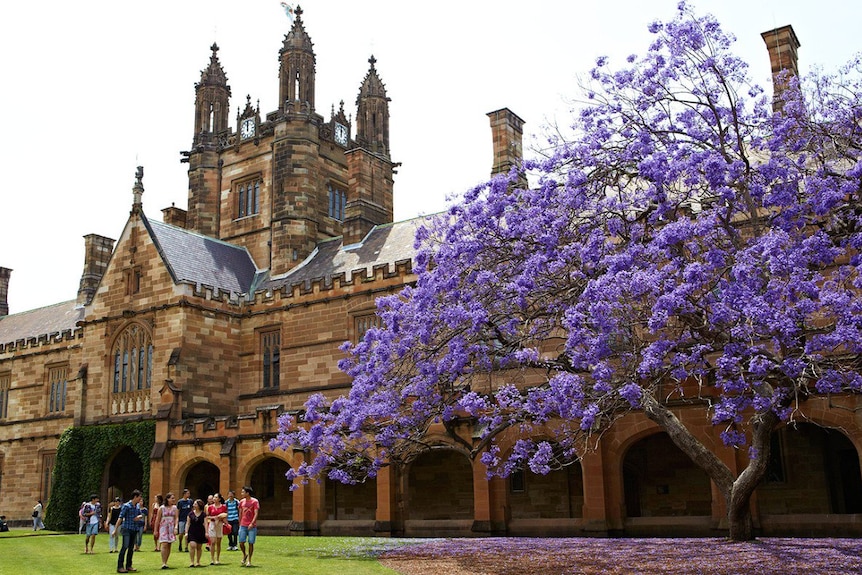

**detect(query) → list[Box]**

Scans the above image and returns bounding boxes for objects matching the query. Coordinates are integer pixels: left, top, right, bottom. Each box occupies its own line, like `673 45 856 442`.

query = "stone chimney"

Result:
77 234 116 306
761 25 801 113
487 108 527 186
0 267 10 317
162 204 188 229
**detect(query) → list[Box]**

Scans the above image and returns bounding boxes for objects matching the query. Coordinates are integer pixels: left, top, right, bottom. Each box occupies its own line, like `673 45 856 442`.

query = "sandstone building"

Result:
0 14 860 537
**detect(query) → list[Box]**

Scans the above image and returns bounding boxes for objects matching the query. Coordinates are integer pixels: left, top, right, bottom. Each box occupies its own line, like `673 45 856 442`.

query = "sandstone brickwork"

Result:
0 17 860 538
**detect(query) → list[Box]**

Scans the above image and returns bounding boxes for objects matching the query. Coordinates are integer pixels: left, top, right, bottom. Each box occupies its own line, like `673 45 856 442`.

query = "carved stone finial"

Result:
368 54 377 68
132 166 145 209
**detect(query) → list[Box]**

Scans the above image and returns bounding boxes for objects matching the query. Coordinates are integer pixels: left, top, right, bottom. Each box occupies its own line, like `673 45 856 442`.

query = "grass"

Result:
4 532 861 574
0 531 415 575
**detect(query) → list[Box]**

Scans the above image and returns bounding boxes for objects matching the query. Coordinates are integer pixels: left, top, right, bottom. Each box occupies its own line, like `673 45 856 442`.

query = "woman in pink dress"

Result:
205 493 228 565
155 492 178 569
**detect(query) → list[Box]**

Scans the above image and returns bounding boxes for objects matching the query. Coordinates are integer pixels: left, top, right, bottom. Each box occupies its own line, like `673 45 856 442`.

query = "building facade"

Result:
1 15 861 537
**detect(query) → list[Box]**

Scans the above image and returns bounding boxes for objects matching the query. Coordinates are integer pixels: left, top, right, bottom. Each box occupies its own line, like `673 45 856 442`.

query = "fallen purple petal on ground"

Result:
377 538 862 575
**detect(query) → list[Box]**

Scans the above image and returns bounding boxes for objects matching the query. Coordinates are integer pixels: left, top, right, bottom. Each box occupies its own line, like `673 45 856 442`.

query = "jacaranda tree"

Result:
272 3 862 541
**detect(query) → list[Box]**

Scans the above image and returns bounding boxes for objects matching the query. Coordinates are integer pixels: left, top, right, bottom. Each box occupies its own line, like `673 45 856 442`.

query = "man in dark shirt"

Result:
115 489 144 573
176 488 193 552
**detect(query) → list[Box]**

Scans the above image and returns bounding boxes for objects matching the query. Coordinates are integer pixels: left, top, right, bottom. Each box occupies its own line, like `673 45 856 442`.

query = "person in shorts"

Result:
176 488 192 553
237 486 260 567
83 494 101 554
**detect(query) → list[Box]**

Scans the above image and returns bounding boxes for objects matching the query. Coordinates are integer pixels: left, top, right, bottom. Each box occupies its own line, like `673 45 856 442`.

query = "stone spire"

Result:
355 55 390 157
194 43 231 140
198 43 229 88
279 5 316 112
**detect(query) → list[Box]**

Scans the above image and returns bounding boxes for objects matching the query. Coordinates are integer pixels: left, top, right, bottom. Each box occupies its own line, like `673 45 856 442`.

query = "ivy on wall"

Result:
44 421 155 531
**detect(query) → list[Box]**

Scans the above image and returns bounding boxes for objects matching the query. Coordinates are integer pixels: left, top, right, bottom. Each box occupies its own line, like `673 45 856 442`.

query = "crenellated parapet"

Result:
182 281 246 305
0 327 82 354
248 258 413 306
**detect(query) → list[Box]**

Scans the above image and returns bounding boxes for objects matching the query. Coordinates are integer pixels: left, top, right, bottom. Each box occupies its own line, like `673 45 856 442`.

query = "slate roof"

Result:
263 215 427 290
0 215 426 343
146 217 260 297
0 301 82 345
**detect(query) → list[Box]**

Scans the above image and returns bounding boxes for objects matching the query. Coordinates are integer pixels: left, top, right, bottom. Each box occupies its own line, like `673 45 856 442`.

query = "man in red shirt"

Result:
237 486 260 567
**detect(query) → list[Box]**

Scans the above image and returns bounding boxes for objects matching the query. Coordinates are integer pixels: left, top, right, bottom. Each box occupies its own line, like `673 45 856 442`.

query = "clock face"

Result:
240 118 255 140
334 123 348 146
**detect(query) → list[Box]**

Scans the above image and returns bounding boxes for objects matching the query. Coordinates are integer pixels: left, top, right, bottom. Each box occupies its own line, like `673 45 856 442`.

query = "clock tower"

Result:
179 6 396 277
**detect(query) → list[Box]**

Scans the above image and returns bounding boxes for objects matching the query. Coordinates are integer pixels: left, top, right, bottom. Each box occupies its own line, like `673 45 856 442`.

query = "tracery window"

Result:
41 452 56 502
0 373 9 419
328 184 346 221
112 324 153 394
261 329 281 389
47 365 67 414
237 178 261 218
354 313 381 343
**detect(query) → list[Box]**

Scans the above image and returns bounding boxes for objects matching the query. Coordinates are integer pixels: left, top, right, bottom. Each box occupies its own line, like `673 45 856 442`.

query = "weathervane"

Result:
280 2 295 23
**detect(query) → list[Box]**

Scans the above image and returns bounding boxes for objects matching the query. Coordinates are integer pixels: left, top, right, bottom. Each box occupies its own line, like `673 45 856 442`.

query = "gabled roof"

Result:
145 217 260 297
263 216 427 291
0 214 424 343
0 301 82 345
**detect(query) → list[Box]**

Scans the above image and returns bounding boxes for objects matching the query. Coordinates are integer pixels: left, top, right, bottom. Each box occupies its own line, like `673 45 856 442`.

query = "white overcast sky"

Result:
0 0 859 314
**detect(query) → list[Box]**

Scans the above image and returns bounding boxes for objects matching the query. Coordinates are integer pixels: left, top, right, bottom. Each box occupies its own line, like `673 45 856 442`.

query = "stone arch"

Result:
235 445 292 485
103 445 144 503
621 431 711 518
183 460 221 503
757 421 862 515
405 447 474 521
247 456 293 521
795 398 862 456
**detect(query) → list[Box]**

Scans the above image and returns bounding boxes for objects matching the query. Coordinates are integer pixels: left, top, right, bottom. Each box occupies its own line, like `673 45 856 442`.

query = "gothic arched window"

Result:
112 324 153 394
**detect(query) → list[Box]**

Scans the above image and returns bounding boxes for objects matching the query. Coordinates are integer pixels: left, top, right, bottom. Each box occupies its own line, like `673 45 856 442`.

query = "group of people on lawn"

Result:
74 486 259 572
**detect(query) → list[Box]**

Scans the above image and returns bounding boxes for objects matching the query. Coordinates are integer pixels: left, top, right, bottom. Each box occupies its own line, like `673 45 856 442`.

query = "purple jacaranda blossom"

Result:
272 2 862 541
377 537 862 574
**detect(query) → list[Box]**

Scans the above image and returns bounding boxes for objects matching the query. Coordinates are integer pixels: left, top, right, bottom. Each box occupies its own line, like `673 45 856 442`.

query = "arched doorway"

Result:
406 449 473 520
249 457 292 521
105 446 145 503
758 423 862 515
184 461 220 502
622 433 711 518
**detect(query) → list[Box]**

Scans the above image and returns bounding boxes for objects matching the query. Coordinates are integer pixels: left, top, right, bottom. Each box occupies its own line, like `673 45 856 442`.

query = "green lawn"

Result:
0 531 412 575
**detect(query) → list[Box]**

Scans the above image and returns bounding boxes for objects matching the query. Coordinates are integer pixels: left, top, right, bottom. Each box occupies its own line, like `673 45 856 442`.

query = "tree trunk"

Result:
727 491 754 541
724 410 780 541
642 396 779 541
